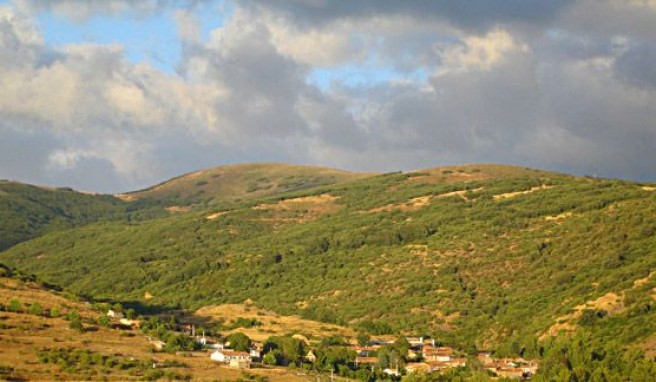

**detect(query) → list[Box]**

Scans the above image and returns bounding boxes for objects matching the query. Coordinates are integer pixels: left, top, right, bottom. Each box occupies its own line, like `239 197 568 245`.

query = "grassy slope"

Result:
0 163 366 252
0 267 327 381
1 164 656 356
125 162 371 207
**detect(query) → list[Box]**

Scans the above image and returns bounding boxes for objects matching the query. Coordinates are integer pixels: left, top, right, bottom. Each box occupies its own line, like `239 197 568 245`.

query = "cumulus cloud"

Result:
0 0 655 192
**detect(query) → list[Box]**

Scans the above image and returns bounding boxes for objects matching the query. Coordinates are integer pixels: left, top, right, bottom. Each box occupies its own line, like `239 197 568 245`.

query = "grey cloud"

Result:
2 0 656 193
0 123 60 185
185 12 311 142
243 0 574 33
614 43 656 89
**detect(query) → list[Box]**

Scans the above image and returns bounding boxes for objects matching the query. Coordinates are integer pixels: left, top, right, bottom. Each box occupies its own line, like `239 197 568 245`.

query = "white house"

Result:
249 348 261 360
210 350 251 368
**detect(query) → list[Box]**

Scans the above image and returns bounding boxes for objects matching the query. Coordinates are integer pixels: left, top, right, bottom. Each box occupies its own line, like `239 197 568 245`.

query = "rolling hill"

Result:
0 180 153 251
1 163 656 379
123 162 370 207
0 163 369 252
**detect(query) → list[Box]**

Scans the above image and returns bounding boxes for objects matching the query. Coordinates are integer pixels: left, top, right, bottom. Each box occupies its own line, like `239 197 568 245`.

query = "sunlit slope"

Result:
124 162 371 206
2 164 655 353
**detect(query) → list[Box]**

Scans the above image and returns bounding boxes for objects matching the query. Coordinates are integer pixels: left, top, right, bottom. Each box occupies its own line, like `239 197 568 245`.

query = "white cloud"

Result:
436 28 527 77
1 0 656 192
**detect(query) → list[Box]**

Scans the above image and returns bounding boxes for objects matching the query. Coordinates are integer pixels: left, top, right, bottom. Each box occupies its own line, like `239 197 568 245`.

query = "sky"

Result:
0 0 655 193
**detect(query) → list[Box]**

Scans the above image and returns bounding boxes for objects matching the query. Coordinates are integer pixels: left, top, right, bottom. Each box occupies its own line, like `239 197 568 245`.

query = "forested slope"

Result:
3 164 655 361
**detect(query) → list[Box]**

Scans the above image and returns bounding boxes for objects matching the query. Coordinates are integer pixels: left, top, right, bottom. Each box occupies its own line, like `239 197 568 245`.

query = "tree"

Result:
50 307 60 318
68 310 84 332
263 350 281 365
125 308 136 319
357 333 371 347
8 298 21 313
227 332 251 352
98 315 110 327
28 303 43 316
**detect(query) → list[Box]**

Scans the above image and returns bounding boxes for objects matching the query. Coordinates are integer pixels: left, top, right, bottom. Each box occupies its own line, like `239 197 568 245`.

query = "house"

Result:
355 356 378 367
405 337 424 346
423 346 454 362
383 368 400 377
106 309 124 319
249 347 261 361
477 351 494 367
354 346 376 357
447 357 467 368
210 350 251 368
405 362 432 374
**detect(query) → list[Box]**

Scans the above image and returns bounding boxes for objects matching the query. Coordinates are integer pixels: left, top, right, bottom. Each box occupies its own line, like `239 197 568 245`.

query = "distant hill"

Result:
1 163 655 369
123 162 370 207
0 180 152 251
0 163 368 251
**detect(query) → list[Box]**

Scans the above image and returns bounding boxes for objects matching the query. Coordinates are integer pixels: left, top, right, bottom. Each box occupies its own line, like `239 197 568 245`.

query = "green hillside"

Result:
0 163 365 251
2 163 656 378
0 180 159 251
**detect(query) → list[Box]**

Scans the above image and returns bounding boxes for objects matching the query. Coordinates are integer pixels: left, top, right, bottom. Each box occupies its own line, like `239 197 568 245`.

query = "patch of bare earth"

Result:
114 194 137 201
206 211 229 220
369 188 482 213
493 185 553 200
436 187 483 202
165 205 192 213
641 186 656 191
368 195 432 213
542 272 656 339
253 194 342 222
545 212 574 222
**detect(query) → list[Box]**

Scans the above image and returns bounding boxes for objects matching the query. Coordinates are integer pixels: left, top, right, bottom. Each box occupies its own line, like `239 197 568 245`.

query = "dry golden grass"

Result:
493 185 553 200
368 195 432 213
193 304 355 343
165 205 192 213
206 211 230 220
0 279 318 381
252 194 343 223
368 187 483 214
545 212 573 221
542 276 655 340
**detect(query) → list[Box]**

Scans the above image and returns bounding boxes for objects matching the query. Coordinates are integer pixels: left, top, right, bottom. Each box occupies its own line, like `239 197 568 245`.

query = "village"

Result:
105 309 539 380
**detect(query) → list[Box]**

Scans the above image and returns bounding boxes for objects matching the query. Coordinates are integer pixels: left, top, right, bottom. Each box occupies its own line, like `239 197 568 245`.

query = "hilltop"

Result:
0 163 369 252
1 162 655 379
123 162 370 207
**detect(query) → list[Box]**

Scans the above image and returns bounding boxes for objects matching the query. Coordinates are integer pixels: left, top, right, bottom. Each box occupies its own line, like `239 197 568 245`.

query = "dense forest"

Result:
1 163 655 380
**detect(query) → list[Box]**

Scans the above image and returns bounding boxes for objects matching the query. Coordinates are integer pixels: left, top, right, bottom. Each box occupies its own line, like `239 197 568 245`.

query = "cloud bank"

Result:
0 0 655 192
